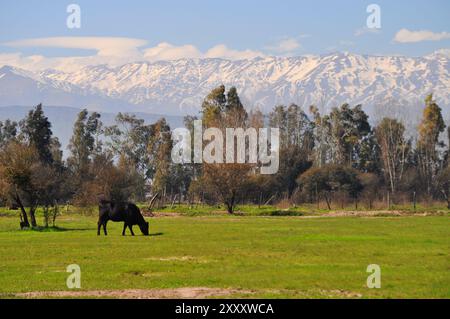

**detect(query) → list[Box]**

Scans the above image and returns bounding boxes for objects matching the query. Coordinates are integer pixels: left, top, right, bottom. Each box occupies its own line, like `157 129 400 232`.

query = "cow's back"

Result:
99 201 144 224
107 202 128 222
125 203 144 224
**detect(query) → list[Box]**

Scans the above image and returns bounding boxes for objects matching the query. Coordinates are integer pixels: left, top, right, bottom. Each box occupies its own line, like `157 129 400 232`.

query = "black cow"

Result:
98 200 149 236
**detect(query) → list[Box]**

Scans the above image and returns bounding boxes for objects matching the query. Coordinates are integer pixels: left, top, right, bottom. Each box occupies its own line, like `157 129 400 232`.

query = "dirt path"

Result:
12 287 367 299
14 287 251 299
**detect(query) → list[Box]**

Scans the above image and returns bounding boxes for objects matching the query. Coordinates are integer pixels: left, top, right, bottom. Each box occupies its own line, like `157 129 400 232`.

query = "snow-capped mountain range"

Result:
0 51 449 116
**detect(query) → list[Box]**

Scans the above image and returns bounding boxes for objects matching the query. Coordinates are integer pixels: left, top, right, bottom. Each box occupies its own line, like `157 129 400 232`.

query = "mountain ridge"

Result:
0 51 449 116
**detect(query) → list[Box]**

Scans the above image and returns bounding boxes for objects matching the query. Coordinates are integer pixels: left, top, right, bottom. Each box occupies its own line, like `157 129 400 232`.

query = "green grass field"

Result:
0 211 449 298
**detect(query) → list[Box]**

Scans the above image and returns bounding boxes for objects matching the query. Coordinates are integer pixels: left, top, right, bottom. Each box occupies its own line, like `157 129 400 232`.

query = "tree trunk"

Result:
170 194 177 209
29 206 37 227
324 193 331 210
447 187 450 210
15 194 30 228
387 191 391 210
52 203 59 227
258 192 262 208
315 183 319 209
43 206 49 228
224 201 234 214
19 205 30 228
442 189 450 209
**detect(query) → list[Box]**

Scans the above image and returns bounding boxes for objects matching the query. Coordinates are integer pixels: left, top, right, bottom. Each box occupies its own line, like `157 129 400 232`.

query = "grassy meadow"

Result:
0 205 449 299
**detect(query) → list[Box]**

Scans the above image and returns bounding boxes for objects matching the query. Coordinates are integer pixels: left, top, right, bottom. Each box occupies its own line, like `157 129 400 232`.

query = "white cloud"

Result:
1 37 267 70
143 42 201 61
265 37 302 54
0 53 105 72
144 43 264 61
3 37 149 71
205 44 264 60
5 37 147 58
394 29 450 43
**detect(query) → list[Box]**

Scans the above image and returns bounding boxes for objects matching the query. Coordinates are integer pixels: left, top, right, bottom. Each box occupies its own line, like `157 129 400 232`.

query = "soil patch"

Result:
15 287 250 299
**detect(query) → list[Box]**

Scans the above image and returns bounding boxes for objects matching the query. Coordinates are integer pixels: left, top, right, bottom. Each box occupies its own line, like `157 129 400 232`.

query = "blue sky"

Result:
0 0 449 70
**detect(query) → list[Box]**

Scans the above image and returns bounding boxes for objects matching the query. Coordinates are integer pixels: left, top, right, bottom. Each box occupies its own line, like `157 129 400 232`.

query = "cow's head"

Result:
139 221 149 236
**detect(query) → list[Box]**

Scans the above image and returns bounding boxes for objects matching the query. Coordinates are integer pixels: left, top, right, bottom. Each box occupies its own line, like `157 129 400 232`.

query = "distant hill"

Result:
1 51 449 116
0 105 184 157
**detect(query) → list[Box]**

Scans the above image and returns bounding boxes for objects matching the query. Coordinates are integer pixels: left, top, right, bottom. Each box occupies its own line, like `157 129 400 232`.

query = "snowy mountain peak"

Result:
0 65 45 83
0 52 449 116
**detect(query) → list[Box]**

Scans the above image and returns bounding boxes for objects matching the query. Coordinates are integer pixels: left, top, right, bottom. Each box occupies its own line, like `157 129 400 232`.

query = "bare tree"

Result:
374 118 410 195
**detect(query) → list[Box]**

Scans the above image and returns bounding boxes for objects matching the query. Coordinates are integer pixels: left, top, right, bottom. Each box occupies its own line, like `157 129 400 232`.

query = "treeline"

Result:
0 86 449 228
187 86 449 212
0 106 176 228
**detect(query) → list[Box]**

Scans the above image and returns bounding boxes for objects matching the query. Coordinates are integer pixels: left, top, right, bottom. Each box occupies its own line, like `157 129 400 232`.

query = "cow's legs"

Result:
97 220 102 236
128 225 135 236
103 221 108 236
122 223 127 236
